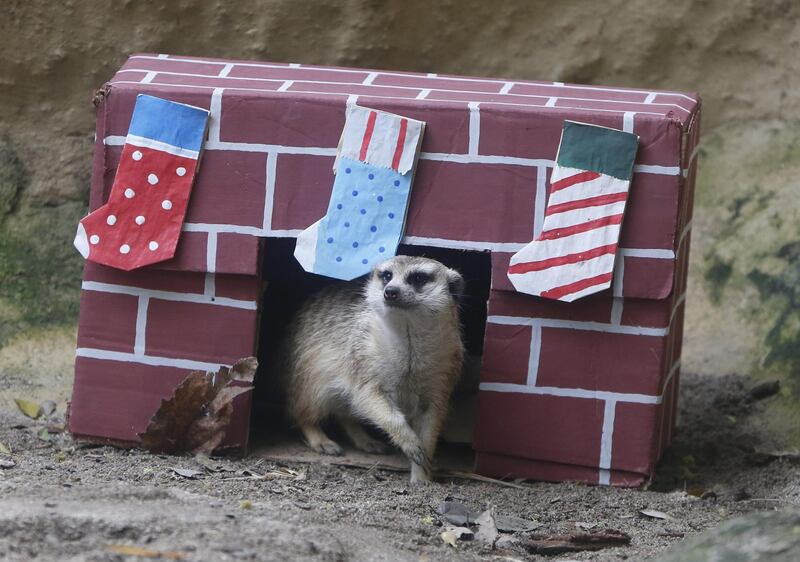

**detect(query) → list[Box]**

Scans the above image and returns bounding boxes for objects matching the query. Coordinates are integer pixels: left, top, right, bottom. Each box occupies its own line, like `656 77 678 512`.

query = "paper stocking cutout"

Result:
74 95 209 271
507 121 639 302
294 105 425 280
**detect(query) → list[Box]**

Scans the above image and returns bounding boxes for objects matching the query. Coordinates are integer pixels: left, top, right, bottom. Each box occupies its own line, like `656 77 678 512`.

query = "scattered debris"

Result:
0 442 10 454
576 522 599 530
746 380 780 402
37 428 52 442
14 398 42 419
441 526 473 547
0 459 16 469
640 509 675 521
521 529 631 555
438 500 476 526
240 500 253 510
441 470 530 489
170 467 203 479
437 500 539 532
658 530 686 538
106 544 187 559
138 357 257 455
474 509 499 546
40 400 57 417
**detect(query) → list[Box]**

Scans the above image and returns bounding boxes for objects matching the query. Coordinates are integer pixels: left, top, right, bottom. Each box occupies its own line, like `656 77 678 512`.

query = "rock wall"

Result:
1 0 798 436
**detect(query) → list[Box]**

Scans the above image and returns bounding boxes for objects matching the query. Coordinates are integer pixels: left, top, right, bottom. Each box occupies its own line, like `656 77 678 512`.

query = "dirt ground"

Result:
1 372 798 562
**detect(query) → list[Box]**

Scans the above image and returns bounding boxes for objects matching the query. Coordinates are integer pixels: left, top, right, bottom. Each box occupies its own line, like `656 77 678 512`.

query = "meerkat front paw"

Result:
301 424 344 456
402 443 432 475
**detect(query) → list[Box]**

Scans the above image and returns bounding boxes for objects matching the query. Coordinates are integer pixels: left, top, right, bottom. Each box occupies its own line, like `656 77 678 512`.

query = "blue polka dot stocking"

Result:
294 157 412 280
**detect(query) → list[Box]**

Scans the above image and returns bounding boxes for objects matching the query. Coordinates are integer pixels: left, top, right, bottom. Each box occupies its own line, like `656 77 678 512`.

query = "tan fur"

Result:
281 256 464 483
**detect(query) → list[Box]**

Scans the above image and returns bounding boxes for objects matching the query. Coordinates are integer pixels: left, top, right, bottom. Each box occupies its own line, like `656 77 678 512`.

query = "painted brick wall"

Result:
72 54 700 483
70 262 260 450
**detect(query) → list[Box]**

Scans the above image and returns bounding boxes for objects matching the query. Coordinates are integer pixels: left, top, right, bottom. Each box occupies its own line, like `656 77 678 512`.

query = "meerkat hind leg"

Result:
300 423 343 456
336 414 389 454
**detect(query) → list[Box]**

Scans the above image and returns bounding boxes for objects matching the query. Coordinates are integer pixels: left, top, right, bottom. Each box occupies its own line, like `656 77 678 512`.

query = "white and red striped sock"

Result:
507 121 639 302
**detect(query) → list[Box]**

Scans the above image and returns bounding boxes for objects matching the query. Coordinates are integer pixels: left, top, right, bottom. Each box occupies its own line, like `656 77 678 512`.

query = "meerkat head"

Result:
365 255 464 313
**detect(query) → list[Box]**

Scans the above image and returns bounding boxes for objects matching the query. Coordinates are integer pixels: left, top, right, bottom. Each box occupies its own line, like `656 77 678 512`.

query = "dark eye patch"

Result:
406 271 432 288
379 270 393 283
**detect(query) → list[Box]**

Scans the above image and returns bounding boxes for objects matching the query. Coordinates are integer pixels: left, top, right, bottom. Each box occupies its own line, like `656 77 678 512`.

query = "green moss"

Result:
0 138 25 220
747 239 800 393
0 203 85 345
704 255 733 304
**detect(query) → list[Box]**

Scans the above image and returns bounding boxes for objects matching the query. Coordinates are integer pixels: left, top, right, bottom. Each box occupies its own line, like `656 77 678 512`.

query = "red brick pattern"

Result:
70 266 260 452
73 54 700 480
90 54 700 296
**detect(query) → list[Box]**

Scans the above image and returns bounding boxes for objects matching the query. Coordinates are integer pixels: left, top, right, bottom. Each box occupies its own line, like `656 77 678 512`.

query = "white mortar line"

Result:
208 88 224 143
134 296 149 356
527 324 542 386
623 112 635 133
204 273 216 299
644 92 657 104
598 399 617 478
156 54 169 59
468 102 481 156
218 63 234 78
545 97 557 107
263 152 278 232
612 255 625 297
206 230 218 273
488 315 669 337
478 382 661 405
362 72 378 85
416 89 431 100
277 80 294 92
76 347 227 372
533 165 547 238
499 82 514 94
610 297 624 325
140 71 157 84
81 281 257 310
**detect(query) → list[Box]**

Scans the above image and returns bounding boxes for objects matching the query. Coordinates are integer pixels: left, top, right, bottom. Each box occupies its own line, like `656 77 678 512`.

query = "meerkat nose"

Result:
384 287 399 301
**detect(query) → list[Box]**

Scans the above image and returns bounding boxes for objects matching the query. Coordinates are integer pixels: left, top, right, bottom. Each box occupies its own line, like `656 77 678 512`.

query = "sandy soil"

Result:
1 373 798 562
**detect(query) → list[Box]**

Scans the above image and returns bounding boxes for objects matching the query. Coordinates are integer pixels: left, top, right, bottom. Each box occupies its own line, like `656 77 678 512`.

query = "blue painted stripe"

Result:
127 95 209 152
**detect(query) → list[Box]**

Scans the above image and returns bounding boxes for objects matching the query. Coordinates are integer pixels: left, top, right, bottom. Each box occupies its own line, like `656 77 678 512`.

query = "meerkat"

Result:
281 255 465 483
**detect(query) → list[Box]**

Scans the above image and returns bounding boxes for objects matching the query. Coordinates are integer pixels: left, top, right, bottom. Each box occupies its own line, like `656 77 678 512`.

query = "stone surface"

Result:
656 510 800 562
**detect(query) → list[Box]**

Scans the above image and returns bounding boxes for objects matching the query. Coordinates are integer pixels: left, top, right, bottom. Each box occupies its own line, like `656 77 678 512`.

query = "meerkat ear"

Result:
446 268 465 300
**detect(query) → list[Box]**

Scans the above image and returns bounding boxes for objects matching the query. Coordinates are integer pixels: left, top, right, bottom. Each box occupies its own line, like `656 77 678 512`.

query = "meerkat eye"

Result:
407 271 431 288
379 270 393 283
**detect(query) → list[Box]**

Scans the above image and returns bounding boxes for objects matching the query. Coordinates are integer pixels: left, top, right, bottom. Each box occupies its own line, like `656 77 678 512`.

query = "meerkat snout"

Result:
281 255 465 483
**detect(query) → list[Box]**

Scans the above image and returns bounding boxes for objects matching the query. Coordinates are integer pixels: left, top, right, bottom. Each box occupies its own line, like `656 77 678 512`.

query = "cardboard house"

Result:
68 54 700 487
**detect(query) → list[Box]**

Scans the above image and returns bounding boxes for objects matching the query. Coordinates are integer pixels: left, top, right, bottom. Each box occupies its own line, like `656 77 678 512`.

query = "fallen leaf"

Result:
0 459 15 469
138 357 257 455
14 398 42 419
0 442 10 455
240 500 253 509
37 428 52 442
107 544 187 559
639 509 675 521
475 509 499 546
496 514 540 532
421 514 435 525
170 467 203 479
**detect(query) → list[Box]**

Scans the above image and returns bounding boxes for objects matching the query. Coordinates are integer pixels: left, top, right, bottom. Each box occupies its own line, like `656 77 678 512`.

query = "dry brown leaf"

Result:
138 357 257 455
